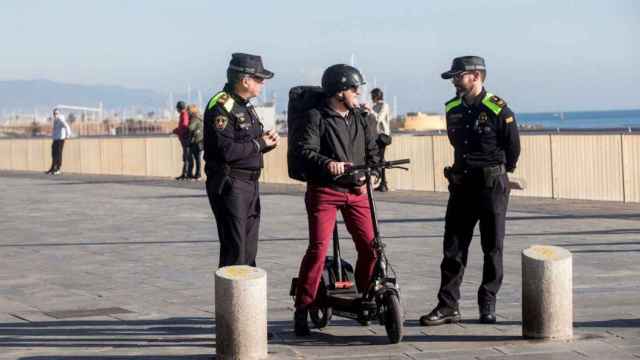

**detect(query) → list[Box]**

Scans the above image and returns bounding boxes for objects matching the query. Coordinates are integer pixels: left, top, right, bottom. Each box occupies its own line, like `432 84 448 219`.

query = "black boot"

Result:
419 305 461 326
294 308 311 336
479 303 496 324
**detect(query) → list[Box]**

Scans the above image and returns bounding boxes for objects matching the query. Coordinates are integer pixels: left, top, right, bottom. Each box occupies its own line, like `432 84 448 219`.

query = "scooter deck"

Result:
325 288 360 308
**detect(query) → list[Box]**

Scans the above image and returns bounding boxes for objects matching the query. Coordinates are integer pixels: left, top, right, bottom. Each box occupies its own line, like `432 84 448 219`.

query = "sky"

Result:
1 0 638 113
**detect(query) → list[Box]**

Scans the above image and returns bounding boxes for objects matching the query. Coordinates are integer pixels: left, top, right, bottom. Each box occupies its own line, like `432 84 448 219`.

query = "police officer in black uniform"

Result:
420 56 521 326
203 53 279 267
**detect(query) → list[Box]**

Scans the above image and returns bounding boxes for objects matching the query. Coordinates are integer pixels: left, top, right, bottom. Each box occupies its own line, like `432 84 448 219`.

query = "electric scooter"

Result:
291 159 410 344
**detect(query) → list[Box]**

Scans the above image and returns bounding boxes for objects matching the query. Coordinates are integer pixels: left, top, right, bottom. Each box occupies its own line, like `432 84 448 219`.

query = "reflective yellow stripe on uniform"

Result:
445 98 462 113
207 92 226 110
482 93 503 116
207 91 235 113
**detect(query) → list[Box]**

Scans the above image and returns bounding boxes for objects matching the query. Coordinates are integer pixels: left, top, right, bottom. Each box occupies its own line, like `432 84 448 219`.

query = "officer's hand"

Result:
327 161 352 176
266 129 280 146
262 131 278 147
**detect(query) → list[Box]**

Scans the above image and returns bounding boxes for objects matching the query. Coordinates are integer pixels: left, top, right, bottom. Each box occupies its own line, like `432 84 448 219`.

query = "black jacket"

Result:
298 102 380 187
203 84 274 174
445 88 521 172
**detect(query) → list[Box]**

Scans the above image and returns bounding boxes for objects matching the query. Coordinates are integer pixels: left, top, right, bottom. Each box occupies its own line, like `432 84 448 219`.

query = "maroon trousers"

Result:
294 185 377 308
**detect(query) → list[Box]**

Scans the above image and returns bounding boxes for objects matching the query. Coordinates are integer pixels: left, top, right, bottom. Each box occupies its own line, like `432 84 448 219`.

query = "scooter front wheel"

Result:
309 306 332 328
383 293 403 343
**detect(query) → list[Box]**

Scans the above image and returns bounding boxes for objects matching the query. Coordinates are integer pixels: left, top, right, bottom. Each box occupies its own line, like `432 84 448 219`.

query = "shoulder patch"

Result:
207 91 235 113
505 116 514 124
482 93 506 115
216 93 229 104
489 95 507 108
214 115 228 130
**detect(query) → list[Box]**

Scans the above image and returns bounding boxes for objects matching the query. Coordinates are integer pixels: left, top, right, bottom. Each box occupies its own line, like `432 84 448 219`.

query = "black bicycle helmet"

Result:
321 64 366 96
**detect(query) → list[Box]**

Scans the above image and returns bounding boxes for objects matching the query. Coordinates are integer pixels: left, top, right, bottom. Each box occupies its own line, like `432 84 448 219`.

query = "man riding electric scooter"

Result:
291 64 381 337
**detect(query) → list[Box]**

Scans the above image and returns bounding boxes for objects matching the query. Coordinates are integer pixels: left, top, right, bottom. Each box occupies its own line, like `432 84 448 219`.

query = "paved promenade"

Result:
1 170 639 359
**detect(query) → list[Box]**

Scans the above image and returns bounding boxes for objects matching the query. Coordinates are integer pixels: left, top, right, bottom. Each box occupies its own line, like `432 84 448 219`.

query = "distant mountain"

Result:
0 79 166 113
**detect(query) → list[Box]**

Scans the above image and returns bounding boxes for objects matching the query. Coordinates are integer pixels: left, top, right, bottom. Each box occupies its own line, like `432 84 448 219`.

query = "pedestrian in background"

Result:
370 88 392 192
173 101 190 180
187 104 204 180
46 108 72 175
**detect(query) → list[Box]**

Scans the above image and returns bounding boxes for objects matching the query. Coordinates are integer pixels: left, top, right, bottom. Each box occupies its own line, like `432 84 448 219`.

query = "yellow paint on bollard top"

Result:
524 245 571 261
216 265 265 280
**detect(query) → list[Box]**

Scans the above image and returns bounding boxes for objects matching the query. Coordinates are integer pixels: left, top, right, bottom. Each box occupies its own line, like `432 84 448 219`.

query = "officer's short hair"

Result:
227 69 249 87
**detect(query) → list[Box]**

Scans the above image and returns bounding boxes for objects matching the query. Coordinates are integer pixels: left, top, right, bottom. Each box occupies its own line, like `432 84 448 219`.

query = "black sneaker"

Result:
175 175 187 181
294 308 311 336
419 306 461 326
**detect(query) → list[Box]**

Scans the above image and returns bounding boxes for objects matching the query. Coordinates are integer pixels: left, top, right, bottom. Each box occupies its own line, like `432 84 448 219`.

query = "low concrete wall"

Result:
1 134 638 202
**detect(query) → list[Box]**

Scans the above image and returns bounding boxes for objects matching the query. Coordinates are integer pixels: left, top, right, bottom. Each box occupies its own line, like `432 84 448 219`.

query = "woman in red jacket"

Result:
172 101 190 180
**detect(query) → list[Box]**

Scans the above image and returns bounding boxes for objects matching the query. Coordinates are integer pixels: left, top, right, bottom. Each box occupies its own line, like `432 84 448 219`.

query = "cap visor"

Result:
441 70 460 80
255 69 274 79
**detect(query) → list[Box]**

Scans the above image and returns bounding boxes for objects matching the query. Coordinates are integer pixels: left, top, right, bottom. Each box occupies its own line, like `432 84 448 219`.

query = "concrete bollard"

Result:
522 245 573 340
215 265 267 360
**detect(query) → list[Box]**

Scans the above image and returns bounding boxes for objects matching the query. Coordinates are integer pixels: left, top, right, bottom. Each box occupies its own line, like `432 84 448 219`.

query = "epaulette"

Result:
445 97 462 113
482 93 507 115
207 91 235 113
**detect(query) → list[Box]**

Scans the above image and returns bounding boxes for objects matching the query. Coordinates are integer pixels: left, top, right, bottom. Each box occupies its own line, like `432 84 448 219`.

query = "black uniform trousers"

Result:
206 174 261 267
437 172 510 310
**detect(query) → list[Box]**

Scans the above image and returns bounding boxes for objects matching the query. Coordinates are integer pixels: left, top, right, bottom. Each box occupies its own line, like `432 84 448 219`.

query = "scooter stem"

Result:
333 225 343 282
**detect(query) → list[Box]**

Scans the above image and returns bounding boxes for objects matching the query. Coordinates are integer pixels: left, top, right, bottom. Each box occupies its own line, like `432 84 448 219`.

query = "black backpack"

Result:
287 86 326 181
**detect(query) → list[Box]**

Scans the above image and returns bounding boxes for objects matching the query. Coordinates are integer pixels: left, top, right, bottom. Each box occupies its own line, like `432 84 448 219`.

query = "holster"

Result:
444 166 463 185
207 164 232 195
482 164 506 188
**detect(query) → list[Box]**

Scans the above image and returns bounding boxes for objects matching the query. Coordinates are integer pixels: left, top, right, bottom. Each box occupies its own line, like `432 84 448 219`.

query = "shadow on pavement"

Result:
0 317 215 349
20 357 212 360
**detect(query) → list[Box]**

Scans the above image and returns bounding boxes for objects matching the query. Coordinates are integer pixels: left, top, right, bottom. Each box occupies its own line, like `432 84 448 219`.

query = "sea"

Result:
517 109 640 130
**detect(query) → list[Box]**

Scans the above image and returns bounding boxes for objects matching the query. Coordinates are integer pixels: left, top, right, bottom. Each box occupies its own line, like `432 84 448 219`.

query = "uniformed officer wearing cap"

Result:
420 56 521 326
203 53 279 267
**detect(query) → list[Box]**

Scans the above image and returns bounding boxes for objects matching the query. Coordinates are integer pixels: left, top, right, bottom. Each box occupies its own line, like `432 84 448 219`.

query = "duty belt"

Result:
229 168 261 181
446 164 505 185
462 164 506 177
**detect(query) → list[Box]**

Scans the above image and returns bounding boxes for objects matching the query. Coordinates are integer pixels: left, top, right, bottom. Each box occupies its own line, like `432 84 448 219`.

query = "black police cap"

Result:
441 56 486 79
228 52 274 79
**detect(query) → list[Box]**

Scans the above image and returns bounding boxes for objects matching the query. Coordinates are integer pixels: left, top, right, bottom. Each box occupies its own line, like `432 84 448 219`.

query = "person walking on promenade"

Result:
46 108 72 175
370 88 392 192
173 100 190 180
420 56 521 326
203 53 279 267
292 64 380 336
186 104 204 180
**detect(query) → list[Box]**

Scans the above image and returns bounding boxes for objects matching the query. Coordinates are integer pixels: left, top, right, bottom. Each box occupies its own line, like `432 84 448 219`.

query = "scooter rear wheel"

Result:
309 306 332 328
383 293 403 343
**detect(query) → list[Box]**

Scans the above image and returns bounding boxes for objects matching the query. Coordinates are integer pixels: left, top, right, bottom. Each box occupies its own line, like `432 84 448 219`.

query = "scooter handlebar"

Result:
347 159 410 172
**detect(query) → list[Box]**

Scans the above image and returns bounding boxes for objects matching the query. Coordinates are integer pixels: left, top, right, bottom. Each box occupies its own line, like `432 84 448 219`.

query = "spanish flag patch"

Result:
505 116 514 124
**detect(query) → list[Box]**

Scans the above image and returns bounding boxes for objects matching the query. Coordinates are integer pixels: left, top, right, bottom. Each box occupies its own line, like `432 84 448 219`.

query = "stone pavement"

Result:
0 170 639 360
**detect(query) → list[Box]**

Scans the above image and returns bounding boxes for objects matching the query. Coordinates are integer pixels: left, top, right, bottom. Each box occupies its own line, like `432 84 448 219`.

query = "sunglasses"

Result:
452 72 475 80
250 75 265 84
